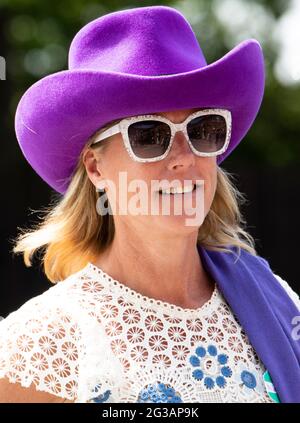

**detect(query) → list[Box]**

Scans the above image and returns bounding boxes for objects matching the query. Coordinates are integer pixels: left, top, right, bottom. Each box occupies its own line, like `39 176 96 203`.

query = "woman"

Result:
0 6 299 403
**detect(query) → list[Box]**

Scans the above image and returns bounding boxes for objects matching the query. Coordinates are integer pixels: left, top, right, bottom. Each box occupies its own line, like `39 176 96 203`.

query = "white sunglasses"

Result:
91 108 232 163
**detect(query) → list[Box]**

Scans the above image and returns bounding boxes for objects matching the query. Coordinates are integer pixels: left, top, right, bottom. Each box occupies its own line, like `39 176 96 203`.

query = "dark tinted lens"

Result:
187 114 227 153
128 120 171 159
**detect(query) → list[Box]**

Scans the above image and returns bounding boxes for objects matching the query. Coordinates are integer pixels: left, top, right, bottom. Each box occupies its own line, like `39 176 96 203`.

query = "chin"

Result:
155 213 205 230
153 193 206 228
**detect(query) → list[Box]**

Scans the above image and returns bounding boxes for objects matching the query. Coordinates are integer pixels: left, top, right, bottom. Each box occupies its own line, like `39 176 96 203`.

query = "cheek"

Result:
99 139 132 181
212 170 217 195
201 162 217 209
207 169 217 205
104 159 153 202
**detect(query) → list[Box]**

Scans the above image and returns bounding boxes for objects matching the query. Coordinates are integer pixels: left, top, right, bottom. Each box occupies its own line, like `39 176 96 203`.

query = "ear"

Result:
82 148 104 188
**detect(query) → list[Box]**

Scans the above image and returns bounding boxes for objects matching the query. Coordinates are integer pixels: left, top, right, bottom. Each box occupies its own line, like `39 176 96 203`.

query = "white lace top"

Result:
0 262 299 403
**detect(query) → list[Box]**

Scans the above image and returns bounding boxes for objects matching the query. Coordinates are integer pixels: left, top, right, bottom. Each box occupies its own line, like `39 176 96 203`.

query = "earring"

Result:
96 180 106 193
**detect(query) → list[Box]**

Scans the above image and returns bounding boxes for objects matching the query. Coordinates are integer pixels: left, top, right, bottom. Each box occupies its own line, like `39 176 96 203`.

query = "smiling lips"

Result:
158 183 197 195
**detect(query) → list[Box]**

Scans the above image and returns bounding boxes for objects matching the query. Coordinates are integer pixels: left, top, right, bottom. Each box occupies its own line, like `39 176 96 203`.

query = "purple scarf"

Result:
198 244 300 403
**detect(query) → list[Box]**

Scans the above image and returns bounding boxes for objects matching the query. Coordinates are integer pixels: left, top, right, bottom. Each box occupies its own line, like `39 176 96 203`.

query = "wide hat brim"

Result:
15 38 265 194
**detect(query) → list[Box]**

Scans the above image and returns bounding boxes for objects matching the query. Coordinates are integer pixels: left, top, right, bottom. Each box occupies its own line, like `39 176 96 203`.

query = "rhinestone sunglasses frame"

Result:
91 108 232 163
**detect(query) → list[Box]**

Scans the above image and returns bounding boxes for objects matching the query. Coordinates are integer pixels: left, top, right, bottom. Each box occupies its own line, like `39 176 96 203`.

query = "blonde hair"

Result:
11 120 257 283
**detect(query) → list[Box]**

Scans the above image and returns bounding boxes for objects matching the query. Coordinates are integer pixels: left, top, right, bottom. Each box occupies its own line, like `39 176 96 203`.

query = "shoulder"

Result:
238 248 300 309
0 263 105 402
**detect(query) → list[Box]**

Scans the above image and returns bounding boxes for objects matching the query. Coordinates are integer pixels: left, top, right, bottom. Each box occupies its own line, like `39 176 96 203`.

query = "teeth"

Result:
160 184 195 195
161 188 172 195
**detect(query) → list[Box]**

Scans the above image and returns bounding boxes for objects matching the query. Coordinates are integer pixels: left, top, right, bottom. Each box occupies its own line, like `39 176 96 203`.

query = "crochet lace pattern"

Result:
0 262 299 403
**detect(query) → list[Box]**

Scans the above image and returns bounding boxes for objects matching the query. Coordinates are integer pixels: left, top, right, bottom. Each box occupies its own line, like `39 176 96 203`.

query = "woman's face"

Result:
83 107 217 236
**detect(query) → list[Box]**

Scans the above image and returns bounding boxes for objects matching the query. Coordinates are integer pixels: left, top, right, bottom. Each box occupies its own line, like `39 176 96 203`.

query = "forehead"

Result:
151 107 204 122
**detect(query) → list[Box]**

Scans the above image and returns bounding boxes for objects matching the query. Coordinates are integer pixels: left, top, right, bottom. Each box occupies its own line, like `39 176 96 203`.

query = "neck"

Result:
93 228 214 309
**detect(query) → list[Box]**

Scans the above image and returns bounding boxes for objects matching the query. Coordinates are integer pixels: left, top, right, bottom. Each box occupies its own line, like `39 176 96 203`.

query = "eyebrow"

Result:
152 108 204 117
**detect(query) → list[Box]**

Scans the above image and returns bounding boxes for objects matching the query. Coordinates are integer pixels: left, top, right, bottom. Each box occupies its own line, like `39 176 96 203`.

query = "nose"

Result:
166 131 196 170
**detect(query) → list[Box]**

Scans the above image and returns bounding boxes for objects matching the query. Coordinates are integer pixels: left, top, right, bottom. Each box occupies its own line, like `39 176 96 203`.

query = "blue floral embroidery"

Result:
189 344 232 389
92 389 112 403
234 363 265 398
90 382 112 403
138 382 183 403
241 370 257 389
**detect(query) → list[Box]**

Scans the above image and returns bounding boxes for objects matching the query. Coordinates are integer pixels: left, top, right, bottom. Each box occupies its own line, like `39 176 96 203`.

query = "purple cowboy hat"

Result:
15 5 265 195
